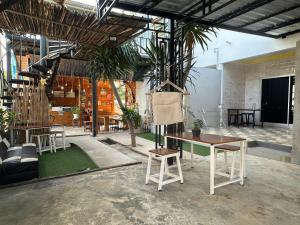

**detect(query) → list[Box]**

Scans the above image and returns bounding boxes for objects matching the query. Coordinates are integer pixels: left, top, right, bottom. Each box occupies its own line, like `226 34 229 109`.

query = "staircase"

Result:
1 34 76 111
8 34 75 94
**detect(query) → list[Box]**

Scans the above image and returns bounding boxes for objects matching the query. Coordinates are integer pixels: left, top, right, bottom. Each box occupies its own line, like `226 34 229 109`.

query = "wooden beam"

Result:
0 0 21 12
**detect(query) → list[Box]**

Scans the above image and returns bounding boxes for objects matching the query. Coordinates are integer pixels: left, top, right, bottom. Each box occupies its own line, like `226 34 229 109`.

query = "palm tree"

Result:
90 43 141 147
142 23 216 87
178 23 217 85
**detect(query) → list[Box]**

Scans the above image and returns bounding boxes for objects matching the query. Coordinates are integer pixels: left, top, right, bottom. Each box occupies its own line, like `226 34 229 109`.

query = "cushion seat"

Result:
0 137 38 184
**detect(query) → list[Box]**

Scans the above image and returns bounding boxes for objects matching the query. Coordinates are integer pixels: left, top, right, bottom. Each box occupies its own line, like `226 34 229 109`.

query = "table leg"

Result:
239 140 246 185
244 140 247 178
26 129 29 143
63 126 66 150
210 144 215 195
164 136 167 148
253 110 256 128
104 117 109 131
191 143 194 168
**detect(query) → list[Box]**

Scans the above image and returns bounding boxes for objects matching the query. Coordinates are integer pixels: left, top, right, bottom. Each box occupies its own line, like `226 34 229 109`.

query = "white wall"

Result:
292 40 300 164
244 58 296 110
135 68 221 129
186 67 221 128
195 29 300 68
220 58 296 125
136 80 149 119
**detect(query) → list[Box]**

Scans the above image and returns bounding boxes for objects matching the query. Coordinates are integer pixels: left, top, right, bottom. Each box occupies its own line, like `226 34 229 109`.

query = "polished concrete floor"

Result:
206 126 292 146
0 148 299 225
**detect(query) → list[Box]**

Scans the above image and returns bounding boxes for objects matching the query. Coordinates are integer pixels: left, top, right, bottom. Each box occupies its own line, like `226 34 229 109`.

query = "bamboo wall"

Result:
12 83 49 127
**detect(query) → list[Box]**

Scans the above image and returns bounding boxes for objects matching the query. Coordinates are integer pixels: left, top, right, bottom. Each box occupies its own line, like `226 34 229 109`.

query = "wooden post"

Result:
92 73 98 137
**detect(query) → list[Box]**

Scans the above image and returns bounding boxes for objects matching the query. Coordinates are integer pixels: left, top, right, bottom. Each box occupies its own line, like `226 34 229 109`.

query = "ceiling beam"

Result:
180 0 203 15
115 1 180 19
142 0 164 14
212 0 275 24
0 0 21 12
214 23 277 38
239 4 300 28
278 29 300 38
181 0 220 21
183 0 237 25
259 17 300 33
97 0 119 23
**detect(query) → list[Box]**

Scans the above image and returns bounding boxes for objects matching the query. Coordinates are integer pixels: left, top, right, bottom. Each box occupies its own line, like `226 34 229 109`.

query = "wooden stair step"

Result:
9 79 38 85
19 72 45 79
31 64 49 74
0 96 13 100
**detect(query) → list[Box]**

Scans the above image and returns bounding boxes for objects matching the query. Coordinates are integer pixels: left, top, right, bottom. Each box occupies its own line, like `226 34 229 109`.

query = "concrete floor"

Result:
0 148 299 225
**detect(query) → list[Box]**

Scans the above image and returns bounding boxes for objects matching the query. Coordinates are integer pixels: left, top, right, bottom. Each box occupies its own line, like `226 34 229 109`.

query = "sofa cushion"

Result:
0 141 8 158
2 138 10 148
2 148 22 163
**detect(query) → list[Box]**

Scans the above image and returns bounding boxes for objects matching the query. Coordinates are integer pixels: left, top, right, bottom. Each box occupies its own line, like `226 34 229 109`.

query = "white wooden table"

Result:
165 132 247 195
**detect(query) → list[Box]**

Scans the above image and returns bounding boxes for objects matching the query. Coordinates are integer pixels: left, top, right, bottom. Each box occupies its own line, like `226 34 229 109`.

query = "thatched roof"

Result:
57 58 91 76
0 0 149 48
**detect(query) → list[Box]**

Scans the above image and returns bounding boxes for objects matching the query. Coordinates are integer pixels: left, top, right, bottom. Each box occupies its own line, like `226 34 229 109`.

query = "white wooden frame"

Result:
164 135 247 195
145 151 184 191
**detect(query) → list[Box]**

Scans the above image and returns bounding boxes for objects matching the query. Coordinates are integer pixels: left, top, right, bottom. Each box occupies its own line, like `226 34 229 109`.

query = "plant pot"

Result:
192 128 201 137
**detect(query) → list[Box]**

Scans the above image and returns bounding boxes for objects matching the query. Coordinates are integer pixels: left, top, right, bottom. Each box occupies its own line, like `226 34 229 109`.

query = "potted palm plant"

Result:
192 119 204 137
71 106 80 120
90 42 141 147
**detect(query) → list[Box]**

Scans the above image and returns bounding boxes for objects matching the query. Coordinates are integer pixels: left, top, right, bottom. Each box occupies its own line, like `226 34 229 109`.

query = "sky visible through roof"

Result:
72 0 97 7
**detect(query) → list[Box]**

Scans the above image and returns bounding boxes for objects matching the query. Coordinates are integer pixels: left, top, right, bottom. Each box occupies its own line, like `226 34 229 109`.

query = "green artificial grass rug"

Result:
38 144 98 178
137 133 210 156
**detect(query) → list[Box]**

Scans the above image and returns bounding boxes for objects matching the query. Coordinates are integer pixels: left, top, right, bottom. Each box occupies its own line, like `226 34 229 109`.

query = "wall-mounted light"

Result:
109 36 117 41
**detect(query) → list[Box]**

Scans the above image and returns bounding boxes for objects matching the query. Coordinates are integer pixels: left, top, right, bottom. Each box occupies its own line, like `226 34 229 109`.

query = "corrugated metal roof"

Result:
115 0 300 38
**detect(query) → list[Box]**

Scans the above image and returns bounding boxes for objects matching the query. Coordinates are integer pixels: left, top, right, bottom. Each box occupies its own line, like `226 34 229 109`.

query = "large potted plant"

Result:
0 108 17 138
192 119 204 137
71 106 80 120
121 107 142 133
90 43 141 147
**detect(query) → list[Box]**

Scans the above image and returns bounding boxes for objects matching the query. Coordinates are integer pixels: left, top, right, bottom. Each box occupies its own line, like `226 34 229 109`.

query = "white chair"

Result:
30 134 54 155
215 145 240 180
145 148 183 191
50 125 66 150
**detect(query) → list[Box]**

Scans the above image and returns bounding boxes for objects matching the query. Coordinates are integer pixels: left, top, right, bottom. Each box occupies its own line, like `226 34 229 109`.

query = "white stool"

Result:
50 130 66 150
50 125 66 150
145 148 183 191
215 145 240 180
50 134 57 153
30 134 53 155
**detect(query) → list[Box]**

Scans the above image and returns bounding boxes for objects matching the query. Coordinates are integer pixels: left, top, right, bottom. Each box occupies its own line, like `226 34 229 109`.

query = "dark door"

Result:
289 76 295 124
261 77 289 124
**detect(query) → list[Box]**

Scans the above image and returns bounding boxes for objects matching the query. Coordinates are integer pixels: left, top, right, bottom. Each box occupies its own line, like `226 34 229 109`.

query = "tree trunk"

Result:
109 79 136 147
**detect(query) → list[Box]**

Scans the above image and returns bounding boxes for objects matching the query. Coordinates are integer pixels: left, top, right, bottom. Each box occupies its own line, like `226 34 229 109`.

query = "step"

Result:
19 72 44 79
0 96 13 100
9 79 38 85
31 64 49 74
3 102 12 107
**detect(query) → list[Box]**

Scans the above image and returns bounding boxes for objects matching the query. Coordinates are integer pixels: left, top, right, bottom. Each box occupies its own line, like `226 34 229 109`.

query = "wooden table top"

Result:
12 126 50 130
166 132 245 145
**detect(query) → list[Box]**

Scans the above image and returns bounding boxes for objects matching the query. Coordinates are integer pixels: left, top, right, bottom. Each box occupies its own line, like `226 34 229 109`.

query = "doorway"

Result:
261 76 294 124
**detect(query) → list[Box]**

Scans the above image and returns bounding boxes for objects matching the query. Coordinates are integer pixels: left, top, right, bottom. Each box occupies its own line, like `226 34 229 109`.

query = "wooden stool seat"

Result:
216 145 240 151
146 148 183 191
149 148 179 156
